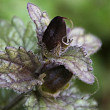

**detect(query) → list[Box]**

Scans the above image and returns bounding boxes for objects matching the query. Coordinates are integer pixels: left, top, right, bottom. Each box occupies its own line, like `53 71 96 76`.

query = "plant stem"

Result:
2 93 25 110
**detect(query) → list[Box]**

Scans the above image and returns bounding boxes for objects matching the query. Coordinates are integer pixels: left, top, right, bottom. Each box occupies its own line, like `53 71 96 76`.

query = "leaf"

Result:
0 20 16 50
0 47 42 93
27 3 50 43
25 79 97 110
0 17 38 52
67 28 102 56
11 16 25 37
22 21 38 51
50 46 95 84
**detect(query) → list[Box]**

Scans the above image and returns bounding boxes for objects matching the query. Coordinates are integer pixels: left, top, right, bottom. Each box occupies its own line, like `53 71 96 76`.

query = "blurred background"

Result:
0 0 110 110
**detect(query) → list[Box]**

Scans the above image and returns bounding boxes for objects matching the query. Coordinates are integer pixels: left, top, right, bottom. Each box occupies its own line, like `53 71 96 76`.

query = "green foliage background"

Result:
0 0 110 110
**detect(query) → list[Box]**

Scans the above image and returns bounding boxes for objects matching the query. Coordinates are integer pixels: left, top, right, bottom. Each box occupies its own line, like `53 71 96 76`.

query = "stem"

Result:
2 93 25 110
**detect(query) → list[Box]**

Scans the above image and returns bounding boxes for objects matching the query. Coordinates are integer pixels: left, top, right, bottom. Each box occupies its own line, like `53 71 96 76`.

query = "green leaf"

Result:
11 16 25 37
67 28 102 56
25 80 97 110
0 47 42 93
23 21 38 52
0 18 23 50
50 46 95 84
0 17 38 52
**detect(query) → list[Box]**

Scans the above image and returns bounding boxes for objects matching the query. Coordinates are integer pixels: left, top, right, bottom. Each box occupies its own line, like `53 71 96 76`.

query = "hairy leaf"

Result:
67 28 102 56
22 21 38 51
0 47 42 93
25 79 97 110
0 17 37 52
11 16 25 37
27 3 50 43
0 19 20 50
50 46 94 84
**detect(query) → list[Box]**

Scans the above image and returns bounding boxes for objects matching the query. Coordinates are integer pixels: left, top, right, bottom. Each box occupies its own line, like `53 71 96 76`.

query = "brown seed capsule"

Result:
41 65 72 94
42 16 67 51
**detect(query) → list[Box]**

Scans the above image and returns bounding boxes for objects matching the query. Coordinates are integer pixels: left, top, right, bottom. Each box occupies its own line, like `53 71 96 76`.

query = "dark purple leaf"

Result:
50 46 95 84
0 47 42 93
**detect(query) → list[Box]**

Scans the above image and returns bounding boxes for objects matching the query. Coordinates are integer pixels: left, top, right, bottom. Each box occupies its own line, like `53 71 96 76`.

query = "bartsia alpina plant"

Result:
0 3 102 110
